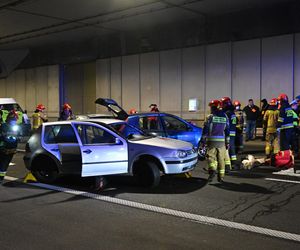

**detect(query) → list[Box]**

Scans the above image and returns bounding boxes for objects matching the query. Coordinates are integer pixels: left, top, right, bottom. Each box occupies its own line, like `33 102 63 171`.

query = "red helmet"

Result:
209 99 220 108
277 93 288 102
63 103 72 110
36 104 45 111
220 96 232 108
233 100 241 107
270 98 277 106
129 108 137 115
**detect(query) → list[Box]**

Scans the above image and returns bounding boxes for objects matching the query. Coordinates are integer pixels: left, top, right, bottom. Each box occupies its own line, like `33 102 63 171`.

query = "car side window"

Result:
162 116 188 131
138 116 161 130
44 125 78 144
75 124 116 145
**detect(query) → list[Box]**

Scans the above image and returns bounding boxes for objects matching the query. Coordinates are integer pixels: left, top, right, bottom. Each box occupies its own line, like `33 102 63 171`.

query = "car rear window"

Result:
44 125 78 144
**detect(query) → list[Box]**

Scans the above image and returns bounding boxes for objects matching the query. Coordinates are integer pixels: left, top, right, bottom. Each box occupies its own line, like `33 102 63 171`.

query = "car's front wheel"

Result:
133 161 160 188
31 156 59 184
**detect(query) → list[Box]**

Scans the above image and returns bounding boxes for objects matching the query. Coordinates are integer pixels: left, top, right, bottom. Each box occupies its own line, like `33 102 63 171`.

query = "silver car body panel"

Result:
39 119 197 177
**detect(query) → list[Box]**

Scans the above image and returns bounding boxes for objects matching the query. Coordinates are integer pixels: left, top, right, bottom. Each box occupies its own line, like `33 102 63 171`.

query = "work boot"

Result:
207 171 216 183
225 165 231 174
94 176 107 192
217 175 224 184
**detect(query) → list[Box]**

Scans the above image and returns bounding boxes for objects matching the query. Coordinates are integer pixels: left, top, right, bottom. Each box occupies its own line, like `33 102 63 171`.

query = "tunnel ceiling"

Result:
0 0 299 67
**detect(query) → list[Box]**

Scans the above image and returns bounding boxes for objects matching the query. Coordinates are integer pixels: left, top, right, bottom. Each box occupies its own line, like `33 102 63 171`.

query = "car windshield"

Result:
109 122 153 141
1 103 23 112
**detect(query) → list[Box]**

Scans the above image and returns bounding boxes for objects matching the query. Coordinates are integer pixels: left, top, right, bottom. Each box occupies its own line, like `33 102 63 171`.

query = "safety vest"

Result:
202 111 230 148
1 110 23 124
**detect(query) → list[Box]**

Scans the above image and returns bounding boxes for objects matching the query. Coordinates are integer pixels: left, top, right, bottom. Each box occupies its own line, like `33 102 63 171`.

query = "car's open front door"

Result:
74 122 129 177
95 98 128 120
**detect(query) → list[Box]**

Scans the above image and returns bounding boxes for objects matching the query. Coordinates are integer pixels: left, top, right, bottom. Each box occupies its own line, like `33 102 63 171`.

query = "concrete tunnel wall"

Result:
95 33 299 121
1 33 300 122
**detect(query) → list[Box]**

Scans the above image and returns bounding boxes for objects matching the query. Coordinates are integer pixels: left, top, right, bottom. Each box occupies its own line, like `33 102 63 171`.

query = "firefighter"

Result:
277 93 296 152
5 109 18 125
129 108 137 115
290 99 300 158
149 104 159 112
233 100 246 154
58 103 74 121
201 99 230 183
32 104 48 131
0 116 18 184
263 98 280 158
221 97 237 170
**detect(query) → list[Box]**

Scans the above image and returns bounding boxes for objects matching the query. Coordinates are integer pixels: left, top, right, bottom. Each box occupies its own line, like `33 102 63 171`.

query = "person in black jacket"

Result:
243 99 260 141
260 98 269 141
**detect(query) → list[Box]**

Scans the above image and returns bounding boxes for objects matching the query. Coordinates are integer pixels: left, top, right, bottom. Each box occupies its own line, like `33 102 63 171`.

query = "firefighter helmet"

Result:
233 100 241 107
220 96 232 108
209 99 220 108
277 93 288 102
36 104 45 111
63 103 72 110
270 98 278 106
129 108 137 115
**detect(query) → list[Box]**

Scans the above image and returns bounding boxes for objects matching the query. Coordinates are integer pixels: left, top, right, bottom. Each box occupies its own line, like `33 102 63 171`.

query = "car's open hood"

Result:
95 98 128 120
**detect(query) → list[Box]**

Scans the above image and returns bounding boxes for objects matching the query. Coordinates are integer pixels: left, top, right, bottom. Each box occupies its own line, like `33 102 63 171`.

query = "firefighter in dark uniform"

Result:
0 112 18 184
201 100 230 183
277 93 296 151
221 97 237 170
233 100 246 154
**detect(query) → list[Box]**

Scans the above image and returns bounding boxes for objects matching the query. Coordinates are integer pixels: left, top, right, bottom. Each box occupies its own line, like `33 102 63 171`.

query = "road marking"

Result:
272 168 300 177
17 149 26 152
265 178 300 184
4 175 300 243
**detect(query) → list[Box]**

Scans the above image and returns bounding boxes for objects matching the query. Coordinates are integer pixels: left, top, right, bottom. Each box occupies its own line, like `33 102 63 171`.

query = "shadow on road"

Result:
210 181 275 194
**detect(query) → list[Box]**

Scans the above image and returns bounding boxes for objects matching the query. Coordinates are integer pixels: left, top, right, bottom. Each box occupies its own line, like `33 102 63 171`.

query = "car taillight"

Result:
25 143 31 153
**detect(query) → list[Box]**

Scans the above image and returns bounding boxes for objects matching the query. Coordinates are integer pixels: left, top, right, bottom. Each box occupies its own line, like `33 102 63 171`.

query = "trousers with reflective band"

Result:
207 146 226 177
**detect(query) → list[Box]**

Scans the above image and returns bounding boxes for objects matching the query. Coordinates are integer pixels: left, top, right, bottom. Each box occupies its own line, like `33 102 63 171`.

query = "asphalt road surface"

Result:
1 140 300 250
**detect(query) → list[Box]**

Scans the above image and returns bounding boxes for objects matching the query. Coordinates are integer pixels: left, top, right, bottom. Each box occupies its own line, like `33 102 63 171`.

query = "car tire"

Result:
31 157 59 184
134 161 160 188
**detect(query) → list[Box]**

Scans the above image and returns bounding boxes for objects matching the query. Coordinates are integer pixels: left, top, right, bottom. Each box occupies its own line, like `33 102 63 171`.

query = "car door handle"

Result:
51 148 59 152
83 149 92 154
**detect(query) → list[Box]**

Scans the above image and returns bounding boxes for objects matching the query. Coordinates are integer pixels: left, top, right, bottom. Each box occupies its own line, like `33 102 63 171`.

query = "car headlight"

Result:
176 150 188 158
12 125 19 132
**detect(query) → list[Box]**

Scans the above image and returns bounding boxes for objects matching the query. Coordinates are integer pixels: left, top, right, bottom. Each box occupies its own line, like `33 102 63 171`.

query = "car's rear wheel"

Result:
31 157 59 184
133 161 160 188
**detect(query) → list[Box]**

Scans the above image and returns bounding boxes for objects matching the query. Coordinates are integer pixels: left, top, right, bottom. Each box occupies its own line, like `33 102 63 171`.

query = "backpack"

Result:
271 150 294 169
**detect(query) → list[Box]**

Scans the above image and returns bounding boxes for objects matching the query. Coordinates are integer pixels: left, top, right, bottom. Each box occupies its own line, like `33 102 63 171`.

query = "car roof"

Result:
86 118 125 124
0 98 17 104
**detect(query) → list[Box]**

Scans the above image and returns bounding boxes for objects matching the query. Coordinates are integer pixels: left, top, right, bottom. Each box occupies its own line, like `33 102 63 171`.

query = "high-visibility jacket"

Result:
202 110 230 148
225 109 236 138
263 106 280 134
32 112 44 129
277 102 297 130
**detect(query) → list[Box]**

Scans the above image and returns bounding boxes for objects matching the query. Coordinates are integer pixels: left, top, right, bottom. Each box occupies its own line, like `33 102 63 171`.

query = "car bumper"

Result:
164 156 198 174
